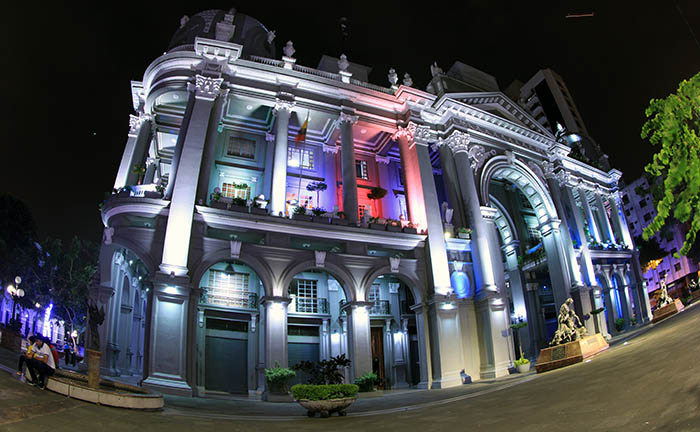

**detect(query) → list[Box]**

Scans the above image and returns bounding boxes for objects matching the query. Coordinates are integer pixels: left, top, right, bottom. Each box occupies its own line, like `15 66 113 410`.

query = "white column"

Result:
579 188 602 243
345 302 372 382
504 242 532 357
114 114 152 189
539 218 572 309
270 102 294 216
263 297 289 368
546 176 584 287
262 133 275 201
411 304 430 389
562 185 597 286
321 319 330 360
144 158 159 185
609 193 634 248
394 124 428 231
595 192 617 244
339 113 359 224
437 143 465 228
196 90 228 205
160 75 223 277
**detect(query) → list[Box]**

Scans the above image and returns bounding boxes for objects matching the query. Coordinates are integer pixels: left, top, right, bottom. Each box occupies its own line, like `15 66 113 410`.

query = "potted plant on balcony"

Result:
293 205 313 222
131 164 146 185
251 196 269 215
354 372 378 392
311 207 329 223
368 217 385 230
306 182 328 208
457 227 472 240
331 210 348 226
265 361 296 402
386 218 402 232
402 222 418 234
291 354 357 417
210 190 228 209
229 197 248 213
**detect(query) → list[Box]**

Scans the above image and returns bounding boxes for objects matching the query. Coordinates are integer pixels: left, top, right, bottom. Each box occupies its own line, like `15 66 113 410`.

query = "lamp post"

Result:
6 276 25 331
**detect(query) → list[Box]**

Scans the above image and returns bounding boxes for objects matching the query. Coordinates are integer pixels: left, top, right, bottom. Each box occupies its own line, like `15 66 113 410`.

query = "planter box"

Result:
535 334 609 373
386 224 402 232
210 201 228 210
312 216 330 224
652 298 685 323
297 397 357 418
516 363 531 373
369 223 386 231
402 227 418 234
143 191 162 199
229 205 249 213
293 214 313 222
332 218 349 226
251 207 268 216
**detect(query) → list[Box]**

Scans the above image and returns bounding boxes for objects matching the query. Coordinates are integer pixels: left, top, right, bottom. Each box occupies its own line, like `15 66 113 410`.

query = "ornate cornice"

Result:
128 113 152 135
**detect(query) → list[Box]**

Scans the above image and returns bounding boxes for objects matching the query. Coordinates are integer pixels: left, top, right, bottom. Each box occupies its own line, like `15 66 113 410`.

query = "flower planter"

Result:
251 207 268 216
293 214 313 222
312 216 330 224
331 218 349 226
516 363 530 373
229 205 249 213
210 201 228 210
369 223 386 231
296 397 357 418
386 224 402 232
402 227 418 234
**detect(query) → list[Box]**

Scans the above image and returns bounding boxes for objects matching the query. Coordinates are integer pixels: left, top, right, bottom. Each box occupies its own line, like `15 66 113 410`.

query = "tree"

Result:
0 194 39 290
641 72 700 257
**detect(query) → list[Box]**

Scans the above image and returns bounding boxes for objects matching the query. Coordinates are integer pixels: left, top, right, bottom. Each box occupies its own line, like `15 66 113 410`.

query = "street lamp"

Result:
6 276 25 330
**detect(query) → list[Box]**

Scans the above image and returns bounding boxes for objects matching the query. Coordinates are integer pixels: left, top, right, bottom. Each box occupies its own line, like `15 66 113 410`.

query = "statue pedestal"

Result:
535 334 609 373
87 349 102 389
652 298 684 323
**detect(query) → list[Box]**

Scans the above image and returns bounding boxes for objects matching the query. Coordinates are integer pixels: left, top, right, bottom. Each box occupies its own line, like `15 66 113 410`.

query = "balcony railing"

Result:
369 300 391 315
290 296 329 314
200 289 258 309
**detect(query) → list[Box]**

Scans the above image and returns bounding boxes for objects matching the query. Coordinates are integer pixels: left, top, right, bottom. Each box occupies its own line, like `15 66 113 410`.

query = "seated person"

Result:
24 336 56 388
16 335 37 378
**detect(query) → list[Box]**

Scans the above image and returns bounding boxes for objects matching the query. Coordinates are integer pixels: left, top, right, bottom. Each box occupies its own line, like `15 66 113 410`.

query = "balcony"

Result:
290 296 329 315
339 299 390 316
200 289 258 310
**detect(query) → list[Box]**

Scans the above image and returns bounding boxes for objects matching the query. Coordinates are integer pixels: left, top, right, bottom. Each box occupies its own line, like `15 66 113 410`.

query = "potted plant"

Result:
354 372 377 392
368 217 385 231
291 354 356 417
332 211 348 226
265 362 296 402
230 197 248 212
402 222 418 234
311 207 329 223
514 356 530 373
306 182 328 208
386 218 402 232
366 186 387 201
457 227 472 239
293 205 313 221
210 190 227 209
251 199 269 215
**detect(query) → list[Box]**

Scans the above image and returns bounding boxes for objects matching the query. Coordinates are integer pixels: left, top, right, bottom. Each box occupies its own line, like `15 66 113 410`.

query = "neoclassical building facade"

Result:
92 9 652 398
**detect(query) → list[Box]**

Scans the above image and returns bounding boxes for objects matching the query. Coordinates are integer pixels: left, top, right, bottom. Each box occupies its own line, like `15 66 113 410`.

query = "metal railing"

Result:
291 296 329 314
369 300 390 315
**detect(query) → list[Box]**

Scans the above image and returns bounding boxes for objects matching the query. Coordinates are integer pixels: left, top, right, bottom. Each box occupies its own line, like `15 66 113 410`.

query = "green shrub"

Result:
291 384 359 401
265 362 296 393
293 206 308 215
231 197 247 207
514 356 530 366
311 207 326 216
354 372 377 392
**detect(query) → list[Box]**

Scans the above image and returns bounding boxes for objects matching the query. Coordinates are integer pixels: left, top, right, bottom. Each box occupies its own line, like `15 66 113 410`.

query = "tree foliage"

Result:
0 194 39 290
641 72 700 257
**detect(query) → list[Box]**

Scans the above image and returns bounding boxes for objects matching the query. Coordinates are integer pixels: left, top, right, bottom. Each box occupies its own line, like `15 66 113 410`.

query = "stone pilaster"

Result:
270 101 294 216
114 113 153 189
339 112 359 224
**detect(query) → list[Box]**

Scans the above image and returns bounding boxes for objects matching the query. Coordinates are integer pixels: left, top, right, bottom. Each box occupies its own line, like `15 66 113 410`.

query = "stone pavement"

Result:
2 305 699 431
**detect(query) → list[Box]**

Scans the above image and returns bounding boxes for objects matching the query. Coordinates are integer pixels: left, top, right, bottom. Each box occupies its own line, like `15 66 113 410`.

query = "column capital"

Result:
443 130 471 154
375 154 390 164
128 113 152 135
392 121 416 141
322 143 339 154
547 142 571 161
189 74 225 101
259 296 292 306
273 99 295 114
537 217 562 236
502 240 520 256
444 131 495 170
339 112 359 125
480 206 498 221
265 132 275 143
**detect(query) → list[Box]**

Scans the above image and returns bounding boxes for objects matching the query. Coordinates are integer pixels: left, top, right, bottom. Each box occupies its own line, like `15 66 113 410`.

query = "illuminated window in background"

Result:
288 146 314 169
222 183 251 200
205 270 251 308
286 192 314 208
356 160 369 179
292 279 318 313
227 137 256 159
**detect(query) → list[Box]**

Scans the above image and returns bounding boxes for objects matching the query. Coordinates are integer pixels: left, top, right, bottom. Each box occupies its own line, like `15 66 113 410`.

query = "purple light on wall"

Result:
42 303 53 338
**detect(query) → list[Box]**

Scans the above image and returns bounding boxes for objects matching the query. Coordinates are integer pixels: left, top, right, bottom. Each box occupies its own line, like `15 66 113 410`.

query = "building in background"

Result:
92 8 651 398
620 176 700 305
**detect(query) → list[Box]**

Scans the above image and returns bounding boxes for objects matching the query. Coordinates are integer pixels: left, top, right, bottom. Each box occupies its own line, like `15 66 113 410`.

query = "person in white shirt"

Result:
25 336 56 388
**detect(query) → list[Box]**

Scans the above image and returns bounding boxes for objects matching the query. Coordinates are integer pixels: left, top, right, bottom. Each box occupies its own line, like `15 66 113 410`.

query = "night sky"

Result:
2 1 698 243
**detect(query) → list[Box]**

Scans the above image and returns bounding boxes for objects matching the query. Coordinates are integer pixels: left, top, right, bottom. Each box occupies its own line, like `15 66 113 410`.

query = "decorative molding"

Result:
392 122 416 142
480 206 498 221
389 256 401 272
273 98 295 113
375 154 390 164
314 250 327 268
322 143 339 154
539 160 555 179
128 113 151 135
265 132 275 143
547 143 571 161
414 125 437 146
468 144 497 171
444 130 471 154
229 240 242 259
388 282 400 294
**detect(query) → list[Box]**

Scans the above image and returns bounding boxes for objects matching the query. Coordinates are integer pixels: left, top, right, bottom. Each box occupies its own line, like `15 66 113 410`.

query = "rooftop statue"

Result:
550 298 587 346
430 62 443 77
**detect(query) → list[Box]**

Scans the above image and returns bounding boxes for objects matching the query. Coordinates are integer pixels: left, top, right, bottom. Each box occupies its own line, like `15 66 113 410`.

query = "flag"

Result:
295 114 309 142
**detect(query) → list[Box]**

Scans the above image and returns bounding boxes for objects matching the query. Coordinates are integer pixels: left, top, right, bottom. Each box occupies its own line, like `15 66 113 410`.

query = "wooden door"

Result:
370 327 385 389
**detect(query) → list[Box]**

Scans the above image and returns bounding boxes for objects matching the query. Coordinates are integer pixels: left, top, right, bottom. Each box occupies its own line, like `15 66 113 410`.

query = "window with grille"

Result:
356 160 369 179
288 146 314 169
369 284 380 303
204 270 251 308
293 279 318 313
222 183 251 200
227 137 256 159
286 192 314 209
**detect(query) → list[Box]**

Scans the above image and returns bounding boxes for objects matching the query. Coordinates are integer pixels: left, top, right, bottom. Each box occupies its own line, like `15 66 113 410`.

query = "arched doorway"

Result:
196 260 264 396
286 269 348 386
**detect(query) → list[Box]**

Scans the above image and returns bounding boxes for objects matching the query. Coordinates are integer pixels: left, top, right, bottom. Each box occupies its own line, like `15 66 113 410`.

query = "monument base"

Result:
87 349 102 389
652 298 684 323
535 334 609 373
